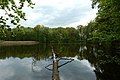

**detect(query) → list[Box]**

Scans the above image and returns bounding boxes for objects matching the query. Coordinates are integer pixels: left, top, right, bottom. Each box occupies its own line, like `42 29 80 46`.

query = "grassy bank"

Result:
0 41 39 46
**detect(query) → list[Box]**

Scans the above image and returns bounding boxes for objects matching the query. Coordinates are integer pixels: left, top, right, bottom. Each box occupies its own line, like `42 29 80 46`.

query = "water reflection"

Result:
78 42 120 80
0 57 96 80
45 56 74 80
0 57 52 80
1 42 119 80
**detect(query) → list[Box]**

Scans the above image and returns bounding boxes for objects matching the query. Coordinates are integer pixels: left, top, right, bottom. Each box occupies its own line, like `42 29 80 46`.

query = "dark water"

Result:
0 42 120 80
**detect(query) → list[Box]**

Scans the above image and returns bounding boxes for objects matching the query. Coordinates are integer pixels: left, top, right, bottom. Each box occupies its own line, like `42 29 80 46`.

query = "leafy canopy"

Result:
91 0 120 41
0 0 34 30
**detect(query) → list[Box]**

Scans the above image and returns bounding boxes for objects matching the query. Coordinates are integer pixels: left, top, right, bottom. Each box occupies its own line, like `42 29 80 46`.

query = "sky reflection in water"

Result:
0 57 96 80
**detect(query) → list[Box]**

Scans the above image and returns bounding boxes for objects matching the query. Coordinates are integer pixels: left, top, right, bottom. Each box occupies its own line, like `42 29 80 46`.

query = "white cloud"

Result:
66 8 97 27
0 0 97 28
16 0 98 28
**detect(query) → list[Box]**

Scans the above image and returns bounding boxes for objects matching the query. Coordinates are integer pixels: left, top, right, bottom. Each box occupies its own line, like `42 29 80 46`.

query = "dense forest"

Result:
0 25 80 43
77 0 120 43
0 0 120 43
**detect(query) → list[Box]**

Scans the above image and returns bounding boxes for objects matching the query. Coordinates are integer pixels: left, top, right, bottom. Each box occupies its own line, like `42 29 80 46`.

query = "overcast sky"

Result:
1 0 98 28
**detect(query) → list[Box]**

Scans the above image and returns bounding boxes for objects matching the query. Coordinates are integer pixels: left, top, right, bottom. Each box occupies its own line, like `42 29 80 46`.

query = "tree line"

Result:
0 25 80 43
1 0 120 43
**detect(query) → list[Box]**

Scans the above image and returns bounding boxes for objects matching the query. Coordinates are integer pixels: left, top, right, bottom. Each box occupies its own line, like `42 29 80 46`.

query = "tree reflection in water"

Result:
0 43 119 80
32 47 74 80
78 42 120 80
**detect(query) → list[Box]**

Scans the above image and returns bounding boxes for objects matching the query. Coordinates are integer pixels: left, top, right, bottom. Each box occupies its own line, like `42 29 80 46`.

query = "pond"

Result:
0 42 120 80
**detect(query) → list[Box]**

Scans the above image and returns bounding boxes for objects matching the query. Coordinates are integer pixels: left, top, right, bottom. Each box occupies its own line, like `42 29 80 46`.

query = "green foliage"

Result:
78 0 120 42
33 25 49 42
0 0 34 30
90 0 120 42
0 25 80 43
77 21 96 42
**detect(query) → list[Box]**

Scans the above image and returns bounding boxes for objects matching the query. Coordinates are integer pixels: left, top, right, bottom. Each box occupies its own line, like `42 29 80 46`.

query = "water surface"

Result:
0 43 120 80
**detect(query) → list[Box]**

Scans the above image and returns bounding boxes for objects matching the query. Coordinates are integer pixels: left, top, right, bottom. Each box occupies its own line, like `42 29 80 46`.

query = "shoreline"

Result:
0 41 39 46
